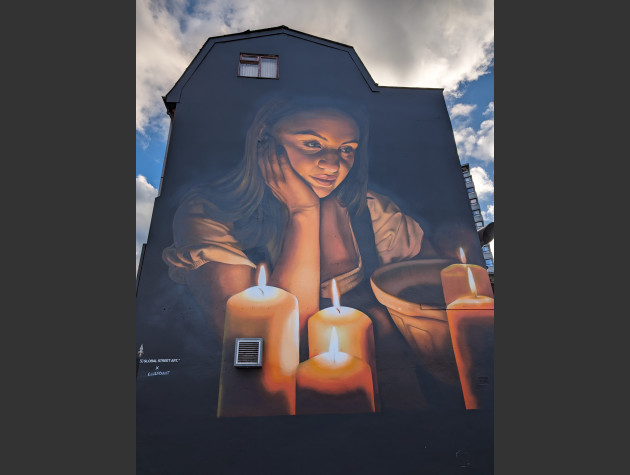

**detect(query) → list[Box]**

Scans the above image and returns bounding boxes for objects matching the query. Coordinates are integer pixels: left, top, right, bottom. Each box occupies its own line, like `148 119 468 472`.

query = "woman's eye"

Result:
302 140 322 149
339 146 355 154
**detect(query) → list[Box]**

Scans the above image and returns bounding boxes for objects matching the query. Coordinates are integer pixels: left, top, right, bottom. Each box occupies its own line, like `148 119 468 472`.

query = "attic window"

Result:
238 54 278 79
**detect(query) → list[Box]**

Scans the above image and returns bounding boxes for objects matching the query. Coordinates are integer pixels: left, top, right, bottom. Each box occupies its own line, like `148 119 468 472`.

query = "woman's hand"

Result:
258 137 320 215
257 136 321 338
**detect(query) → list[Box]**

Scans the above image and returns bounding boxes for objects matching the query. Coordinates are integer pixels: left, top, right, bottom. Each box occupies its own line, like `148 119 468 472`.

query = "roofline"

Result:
162 26 444 113
378 85 444 91
203 25 357 50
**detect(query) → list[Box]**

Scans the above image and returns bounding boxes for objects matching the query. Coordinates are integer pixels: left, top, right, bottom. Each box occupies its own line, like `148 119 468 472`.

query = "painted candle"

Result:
307 278 377 397
217 265 300 417
445 267 494 410
440 247 494 306
296 327 375 415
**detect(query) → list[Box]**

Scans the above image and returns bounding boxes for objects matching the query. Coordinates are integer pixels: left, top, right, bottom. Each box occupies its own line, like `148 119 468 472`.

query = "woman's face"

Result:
272 108 359 199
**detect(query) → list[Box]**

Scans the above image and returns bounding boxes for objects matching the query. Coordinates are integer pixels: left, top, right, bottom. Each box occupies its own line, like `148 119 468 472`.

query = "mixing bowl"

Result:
370 258 460 384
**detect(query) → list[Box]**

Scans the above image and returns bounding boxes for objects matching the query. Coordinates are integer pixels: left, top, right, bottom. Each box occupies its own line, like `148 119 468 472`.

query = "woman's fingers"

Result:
258 137 318 212
268 143 287 183
275 145 295 179
258 139 288 204
258 140 276 186
275 144 309 189
258 147 280 202
257 141 270 181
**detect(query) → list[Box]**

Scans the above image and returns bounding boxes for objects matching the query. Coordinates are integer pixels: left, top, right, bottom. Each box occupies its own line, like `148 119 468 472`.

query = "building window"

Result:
485 259 494 266
464 177 473 184
467 187 475 194
475 222 484 229
473 210 481 216
470 198 478 205
482 245 490 252
238 54 278 78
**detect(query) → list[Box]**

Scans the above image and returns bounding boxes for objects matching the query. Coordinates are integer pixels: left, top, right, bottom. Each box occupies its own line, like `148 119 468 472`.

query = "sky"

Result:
136 0 494 273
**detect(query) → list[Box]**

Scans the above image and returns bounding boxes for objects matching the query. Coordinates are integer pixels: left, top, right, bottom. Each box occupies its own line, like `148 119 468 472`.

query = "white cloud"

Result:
448 103 477 119
475 118 494 161
453 101 494 162
136 0 494 139
470 166 493 198
136 175 158 273
483 204 494 222
454 126 476 157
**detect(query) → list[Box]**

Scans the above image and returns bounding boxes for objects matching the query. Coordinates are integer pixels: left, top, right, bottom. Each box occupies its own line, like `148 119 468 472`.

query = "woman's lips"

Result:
311 175 337 187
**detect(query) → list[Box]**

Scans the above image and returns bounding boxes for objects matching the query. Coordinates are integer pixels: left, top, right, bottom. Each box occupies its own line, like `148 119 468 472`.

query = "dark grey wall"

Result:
137 30 492 474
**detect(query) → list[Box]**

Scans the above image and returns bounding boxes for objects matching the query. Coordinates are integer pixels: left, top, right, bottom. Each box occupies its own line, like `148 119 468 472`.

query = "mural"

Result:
158 95 494 417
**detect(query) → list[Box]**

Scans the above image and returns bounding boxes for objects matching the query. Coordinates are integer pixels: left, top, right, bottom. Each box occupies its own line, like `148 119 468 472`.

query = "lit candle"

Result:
307 279 377 399
446 267 494 410
440 247 494 306
217 264 300 417
296 327 375 415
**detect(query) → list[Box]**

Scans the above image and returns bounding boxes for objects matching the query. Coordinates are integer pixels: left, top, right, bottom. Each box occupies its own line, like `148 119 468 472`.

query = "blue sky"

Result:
136 0 494 272
136 130 166 189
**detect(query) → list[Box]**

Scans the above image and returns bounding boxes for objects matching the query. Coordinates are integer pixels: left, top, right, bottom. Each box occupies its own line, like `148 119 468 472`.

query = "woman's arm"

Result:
259 139 321 332
177 139 322 341
269 206 320 331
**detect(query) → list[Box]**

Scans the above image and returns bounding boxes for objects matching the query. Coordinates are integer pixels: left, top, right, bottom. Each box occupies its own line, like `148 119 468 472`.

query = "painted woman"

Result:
163 96 424 345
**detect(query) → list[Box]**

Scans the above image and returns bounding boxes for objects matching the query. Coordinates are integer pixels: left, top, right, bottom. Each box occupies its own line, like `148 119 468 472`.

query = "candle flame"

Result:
258 264 267 287
458 247 466 264
329 326 339 363
331 278 341 310
467 267 477 297
256 264 267 295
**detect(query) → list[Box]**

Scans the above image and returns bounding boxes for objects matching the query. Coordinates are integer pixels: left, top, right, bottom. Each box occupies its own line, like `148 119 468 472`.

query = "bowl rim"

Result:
370 258 456 317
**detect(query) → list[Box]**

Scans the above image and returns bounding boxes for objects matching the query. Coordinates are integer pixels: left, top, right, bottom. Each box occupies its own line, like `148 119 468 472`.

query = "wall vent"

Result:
234 338 263 367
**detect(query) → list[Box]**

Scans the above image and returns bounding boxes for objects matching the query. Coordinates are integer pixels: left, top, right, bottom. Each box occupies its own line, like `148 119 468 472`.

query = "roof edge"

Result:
162 25 443 110
163 25 378 106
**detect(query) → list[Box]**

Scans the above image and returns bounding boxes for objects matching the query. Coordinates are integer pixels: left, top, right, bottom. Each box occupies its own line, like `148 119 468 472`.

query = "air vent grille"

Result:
234 338 263 367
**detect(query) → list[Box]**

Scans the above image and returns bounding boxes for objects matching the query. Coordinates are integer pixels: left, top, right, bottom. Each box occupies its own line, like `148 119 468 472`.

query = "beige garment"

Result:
162 190 423 295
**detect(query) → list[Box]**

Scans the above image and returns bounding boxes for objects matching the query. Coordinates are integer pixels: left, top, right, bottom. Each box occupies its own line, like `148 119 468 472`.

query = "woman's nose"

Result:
317 150 340 172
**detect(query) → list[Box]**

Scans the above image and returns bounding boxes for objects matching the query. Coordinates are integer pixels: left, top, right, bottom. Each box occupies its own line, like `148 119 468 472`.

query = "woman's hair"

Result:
187 95 370 257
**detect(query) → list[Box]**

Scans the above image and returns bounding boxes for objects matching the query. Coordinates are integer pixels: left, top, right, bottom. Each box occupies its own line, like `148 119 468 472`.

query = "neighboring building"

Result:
461 163 494 288
137 26 493 473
